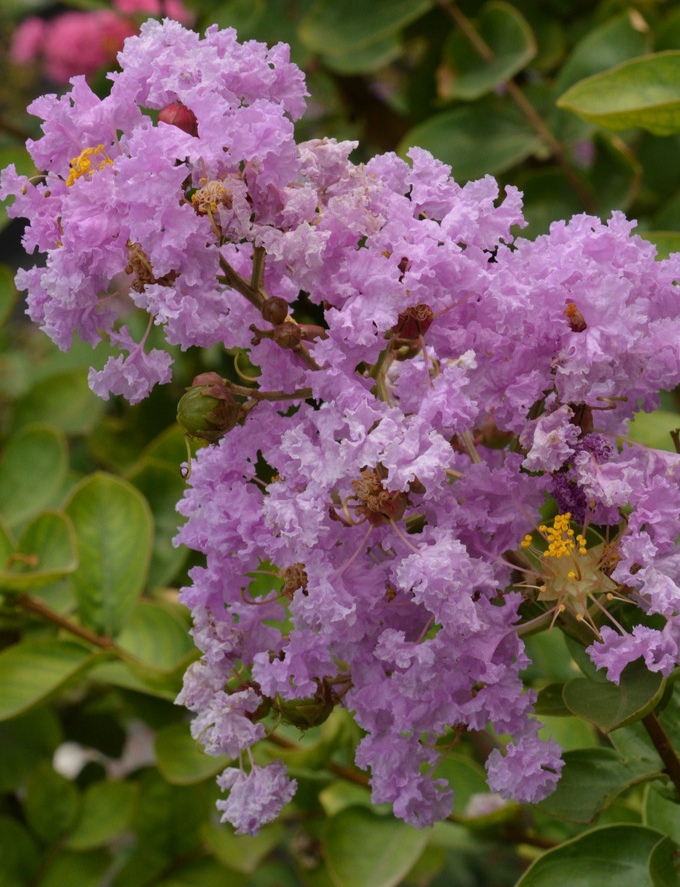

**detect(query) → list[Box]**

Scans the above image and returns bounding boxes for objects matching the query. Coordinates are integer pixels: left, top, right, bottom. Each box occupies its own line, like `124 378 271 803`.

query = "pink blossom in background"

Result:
10 0 193 83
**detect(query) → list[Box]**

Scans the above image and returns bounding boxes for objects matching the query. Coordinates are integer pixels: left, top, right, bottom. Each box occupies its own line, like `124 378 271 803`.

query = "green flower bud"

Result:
177 372 241 443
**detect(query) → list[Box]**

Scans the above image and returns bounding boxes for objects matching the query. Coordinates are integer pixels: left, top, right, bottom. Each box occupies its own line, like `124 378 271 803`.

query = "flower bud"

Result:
273 680 337 730
273 322 303 350
177 372 241 443
261 297 289 326
158 102 198 137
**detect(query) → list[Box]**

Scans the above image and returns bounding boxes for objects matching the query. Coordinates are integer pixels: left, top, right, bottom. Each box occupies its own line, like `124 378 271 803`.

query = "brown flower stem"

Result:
642 711 680 795
266 731 371 788
20 594 116 650
437 1 597 213
218 256 267 310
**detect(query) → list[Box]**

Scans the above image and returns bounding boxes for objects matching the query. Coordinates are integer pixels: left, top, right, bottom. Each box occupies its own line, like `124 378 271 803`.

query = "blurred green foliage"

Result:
3 1 680 885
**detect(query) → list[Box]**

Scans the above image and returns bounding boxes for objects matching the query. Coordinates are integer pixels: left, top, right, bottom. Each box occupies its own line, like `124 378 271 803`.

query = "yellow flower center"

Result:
66 145 113 187
520 512 617 624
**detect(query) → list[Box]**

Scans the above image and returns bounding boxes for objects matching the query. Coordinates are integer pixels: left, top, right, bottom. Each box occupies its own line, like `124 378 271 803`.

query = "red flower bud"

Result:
158 102 198 137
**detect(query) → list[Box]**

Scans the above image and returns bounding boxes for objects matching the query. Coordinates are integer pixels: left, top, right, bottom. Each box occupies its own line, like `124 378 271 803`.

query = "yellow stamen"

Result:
66 144 112 186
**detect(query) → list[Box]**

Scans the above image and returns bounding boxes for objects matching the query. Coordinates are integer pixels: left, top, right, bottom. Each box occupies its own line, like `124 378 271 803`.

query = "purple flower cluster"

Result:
4 19 680 835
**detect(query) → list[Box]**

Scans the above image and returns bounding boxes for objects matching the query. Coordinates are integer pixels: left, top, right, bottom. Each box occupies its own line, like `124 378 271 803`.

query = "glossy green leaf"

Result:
440 1 535 100
0 707 61 792
66 780 137 850
156 722 229 785
324 806 428 887
553 13 651 95
538 748 661 824
24 760 80 841
558 52 680 136
127 458 187 587
0 816 40 885
399 98 542 181
563 659 666 733
300 0 432 56
64 473 153 636
37 849 112 887
516 824 663 886
0 640 103 720
0 510 77 591
0 424 69 529
116 600 195 673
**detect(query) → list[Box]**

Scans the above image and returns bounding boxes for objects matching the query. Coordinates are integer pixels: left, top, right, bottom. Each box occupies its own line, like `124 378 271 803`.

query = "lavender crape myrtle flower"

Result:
4 18 680 835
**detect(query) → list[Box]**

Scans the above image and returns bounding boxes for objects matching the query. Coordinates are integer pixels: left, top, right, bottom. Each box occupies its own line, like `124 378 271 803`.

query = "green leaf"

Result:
323 806 428 887
24 760 80 841
201 820 285 875
116 600 195 673
0 707 61 792
399 97 542 181
36 849 112 887
557 52 680 136
0 510 77 592
0 640 103 720
0 424 69 529
553 13 651 95
440 1 536 101
627 409 680 451
300 0 432 56
644 784 680 846
515 824 663 887
156 722 229 786
64 473 153 636
0 816 40 885
127 458 188 587
88 660 178 700
66 780 137 850
538 748 661 824
322 35 402 75
648 836 680 887
563 659 666 733
13 370 104 435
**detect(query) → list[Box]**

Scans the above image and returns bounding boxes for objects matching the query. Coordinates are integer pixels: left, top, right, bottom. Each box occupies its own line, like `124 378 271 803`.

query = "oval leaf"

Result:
324 806 428 887
0 640 103 720
516 824 663 887
65 473 153 637
0 510 77 591
156 722 229 786
116 600 195 674
557 51 680 136
563 659 665 733
300 0 431 56
538 747 661 824
400 98 542 181
127 458 188 588
441 1 536 100
13 369 104 435
0 424 68 529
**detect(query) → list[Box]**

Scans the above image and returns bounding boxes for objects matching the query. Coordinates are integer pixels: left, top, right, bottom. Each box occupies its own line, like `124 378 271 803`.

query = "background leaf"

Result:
64 473 153 636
